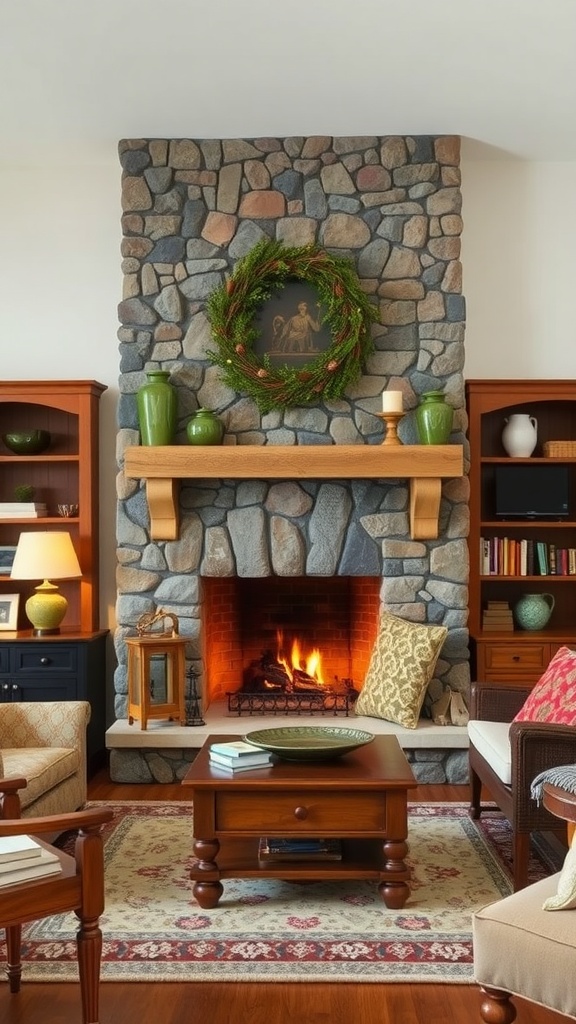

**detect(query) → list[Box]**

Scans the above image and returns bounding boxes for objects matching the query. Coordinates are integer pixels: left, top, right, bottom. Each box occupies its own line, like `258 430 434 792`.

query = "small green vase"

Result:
136 370 177 446
186 408 224 446
415 391 454 445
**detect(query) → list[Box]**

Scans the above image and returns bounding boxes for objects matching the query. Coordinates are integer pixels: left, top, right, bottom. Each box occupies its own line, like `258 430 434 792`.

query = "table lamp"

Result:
10 531 82 635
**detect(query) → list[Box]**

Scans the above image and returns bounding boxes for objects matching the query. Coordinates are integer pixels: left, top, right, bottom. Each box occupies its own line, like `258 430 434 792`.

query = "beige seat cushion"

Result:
467 720 512 785
474 873 576 1018
1 747 79 810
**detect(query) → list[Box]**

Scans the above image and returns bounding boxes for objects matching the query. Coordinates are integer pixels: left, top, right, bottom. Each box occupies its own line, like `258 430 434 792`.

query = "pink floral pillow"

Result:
513 646 576 724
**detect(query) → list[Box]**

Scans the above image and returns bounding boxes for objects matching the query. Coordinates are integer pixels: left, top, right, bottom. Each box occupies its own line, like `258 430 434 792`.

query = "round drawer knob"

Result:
294 806 308 820
512 655 520 662
40 657 50 666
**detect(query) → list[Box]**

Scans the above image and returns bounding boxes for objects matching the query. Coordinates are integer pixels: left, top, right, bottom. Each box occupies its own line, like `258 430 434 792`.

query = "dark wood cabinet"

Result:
0 631 108 769
466 379 576 683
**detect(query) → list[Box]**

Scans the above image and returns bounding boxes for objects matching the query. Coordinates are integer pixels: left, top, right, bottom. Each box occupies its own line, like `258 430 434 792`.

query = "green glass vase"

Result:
186 408 224 446
136 370 177 446
415 391 454 445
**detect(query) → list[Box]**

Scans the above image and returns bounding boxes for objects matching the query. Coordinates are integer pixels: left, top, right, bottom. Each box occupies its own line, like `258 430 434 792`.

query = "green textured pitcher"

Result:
415 391 454 445
136 369 177 446
514 593 555 631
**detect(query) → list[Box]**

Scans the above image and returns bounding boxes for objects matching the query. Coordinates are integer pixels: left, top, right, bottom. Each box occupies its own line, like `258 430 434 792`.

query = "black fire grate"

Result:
226 691 357 716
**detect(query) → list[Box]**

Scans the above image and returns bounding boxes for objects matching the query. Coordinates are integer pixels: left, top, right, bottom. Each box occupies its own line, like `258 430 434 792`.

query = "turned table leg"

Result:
192 838 224 909
378 837 411 909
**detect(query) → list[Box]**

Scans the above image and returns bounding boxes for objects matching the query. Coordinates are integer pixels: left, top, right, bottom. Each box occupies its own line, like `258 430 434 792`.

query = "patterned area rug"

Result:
8 801 557 984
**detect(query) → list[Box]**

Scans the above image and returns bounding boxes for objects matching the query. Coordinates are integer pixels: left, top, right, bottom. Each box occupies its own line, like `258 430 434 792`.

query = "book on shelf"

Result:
209 749 274 770
209 740 269 759
258 837 342 862
0 502 48 518
536 541 549 576
0 834 43 865
0 847 62 888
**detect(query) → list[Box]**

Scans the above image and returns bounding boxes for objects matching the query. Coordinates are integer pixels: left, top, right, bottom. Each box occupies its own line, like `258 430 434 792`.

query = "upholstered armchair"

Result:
0 702 91 818
468 681 574 890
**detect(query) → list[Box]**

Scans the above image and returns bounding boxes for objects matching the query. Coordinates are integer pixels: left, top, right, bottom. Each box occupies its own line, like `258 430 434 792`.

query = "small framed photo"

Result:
0 545 17 574
0 593 19 630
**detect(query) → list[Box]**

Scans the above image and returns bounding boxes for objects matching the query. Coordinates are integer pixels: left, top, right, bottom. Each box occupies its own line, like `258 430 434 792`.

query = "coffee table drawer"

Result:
215 791 385 832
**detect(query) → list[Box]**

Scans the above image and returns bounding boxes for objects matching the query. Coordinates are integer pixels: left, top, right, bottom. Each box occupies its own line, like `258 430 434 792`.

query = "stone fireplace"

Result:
112 134 470 784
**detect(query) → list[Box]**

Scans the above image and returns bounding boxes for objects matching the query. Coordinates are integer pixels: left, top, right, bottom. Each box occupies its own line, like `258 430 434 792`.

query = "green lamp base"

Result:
25 580 68 635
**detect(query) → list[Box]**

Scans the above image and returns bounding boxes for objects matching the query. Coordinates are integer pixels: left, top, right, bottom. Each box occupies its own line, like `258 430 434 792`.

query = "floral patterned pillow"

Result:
513 646 576 724
354 611 447 729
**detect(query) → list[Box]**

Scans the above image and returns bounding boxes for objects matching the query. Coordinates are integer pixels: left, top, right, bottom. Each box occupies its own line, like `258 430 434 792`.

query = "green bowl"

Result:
2 430 51 454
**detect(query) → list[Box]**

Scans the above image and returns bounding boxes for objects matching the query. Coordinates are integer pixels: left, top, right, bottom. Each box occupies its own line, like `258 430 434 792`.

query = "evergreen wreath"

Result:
206 239 377 413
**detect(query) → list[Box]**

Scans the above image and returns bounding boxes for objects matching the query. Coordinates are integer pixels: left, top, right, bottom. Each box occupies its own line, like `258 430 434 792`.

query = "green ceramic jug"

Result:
136 369 177 446
186 408 224 446
415 391 454 445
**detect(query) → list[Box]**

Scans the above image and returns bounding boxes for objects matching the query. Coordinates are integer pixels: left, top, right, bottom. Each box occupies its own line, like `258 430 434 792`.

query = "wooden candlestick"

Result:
377 411 404 446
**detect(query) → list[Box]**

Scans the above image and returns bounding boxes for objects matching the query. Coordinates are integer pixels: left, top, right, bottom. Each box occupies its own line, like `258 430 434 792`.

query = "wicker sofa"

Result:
0 701 90 817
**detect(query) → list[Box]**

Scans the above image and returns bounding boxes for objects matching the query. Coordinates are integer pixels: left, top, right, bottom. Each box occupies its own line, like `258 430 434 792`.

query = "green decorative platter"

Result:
243 726 374 761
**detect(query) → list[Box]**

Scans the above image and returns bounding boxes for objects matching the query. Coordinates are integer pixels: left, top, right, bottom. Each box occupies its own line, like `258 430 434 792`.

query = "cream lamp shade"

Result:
10 531 82 635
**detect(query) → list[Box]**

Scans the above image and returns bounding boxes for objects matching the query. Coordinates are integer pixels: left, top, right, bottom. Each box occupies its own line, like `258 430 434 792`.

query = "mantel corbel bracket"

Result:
146 478 179 541
409 478 442 540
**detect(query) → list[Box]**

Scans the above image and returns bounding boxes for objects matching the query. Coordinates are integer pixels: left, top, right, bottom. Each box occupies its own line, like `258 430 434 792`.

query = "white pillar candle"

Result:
382 390 403 413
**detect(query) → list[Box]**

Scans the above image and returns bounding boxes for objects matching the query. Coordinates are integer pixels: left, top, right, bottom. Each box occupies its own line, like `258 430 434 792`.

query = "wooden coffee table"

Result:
182 733 417 910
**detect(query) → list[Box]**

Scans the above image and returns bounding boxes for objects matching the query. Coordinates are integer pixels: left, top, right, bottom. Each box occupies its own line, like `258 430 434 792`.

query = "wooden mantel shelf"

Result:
124 444 464 541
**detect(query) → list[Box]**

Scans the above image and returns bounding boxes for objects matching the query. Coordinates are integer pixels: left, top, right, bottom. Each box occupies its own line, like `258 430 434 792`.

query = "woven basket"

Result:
543 440 576 457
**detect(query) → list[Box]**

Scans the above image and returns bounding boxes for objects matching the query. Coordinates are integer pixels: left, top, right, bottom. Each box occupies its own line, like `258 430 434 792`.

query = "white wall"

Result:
2 152 575 697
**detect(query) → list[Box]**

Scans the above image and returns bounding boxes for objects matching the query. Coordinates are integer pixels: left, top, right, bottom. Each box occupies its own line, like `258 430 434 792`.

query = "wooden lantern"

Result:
126 611 187 729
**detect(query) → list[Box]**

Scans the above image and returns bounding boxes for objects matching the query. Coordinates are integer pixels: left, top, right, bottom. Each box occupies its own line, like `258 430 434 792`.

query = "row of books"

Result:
208 739 275 773
0 834 62 887
480 537 576 577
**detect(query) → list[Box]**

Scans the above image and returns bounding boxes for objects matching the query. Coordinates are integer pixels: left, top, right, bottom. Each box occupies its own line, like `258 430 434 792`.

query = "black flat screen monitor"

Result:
494 465 570 519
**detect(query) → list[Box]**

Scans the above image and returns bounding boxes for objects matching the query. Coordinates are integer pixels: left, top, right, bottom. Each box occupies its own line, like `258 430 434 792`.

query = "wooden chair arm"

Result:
0 777 28 794
0 806 114 837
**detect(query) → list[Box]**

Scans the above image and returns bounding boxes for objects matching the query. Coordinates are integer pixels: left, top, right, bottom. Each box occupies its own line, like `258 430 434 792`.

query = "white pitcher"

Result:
501 414 538 457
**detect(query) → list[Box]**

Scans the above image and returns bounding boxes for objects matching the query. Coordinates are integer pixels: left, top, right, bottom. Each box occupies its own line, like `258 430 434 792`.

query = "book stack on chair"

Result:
482 600 514 631
209 740 275 773
0 835 62 887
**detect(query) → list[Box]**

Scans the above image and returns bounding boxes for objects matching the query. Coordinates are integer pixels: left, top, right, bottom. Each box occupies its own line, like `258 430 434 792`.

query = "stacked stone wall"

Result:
115 135 470 781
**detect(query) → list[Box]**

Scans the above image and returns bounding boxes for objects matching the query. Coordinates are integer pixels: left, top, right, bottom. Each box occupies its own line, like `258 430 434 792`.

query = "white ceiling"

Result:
2 0 575 164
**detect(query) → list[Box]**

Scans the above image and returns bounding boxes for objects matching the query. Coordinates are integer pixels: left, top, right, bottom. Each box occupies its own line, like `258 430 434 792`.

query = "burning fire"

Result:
275 630 326 686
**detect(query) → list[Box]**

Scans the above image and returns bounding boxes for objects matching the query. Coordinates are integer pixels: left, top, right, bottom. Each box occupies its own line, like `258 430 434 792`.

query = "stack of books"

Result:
258 837 342 862
0 502 48 518
209 740 275 773
0 834 62 887
482 600 514 631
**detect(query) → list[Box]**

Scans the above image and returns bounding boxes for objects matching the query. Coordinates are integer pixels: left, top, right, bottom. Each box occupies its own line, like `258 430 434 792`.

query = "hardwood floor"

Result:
0 770 567 1024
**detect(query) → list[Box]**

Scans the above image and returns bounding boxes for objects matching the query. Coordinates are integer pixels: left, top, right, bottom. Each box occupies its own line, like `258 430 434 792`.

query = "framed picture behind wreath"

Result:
207 239 377 413
253 282 332 368
0 593 19 631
